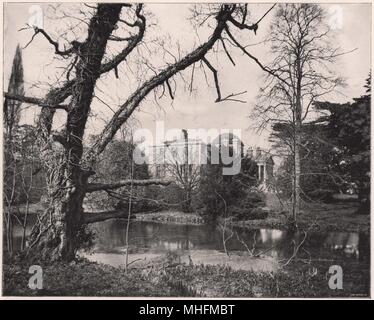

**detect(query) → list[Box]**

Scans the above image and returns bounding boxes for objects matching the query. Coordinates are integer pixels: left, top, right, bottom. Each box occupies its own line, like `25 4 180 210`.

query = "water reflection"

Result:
11 215 369 265
259 229 284 243
89 220 369 262
324 232 359 258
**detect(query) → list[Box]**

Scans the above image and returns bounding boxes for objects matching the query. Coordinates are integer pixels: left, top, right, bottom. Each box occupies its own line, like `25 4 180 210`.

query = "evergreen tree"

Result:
4 44 24 138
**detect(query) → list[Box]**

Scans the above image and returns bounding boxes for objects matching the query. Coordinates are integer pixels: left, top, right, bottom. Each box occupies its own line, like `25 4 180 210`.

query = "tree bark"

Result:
29 4 123 262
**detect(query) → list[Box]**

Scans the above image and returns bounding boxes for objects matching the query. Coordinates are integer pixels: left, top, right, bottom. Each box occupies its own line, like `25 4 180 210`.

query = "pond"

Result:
83 219 370 272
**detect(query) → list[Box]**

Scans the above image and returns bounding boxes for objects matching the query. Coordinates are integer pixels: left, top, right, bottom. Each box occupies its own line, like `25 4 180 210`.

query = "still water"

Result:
13 216 369 271
85 219 369 271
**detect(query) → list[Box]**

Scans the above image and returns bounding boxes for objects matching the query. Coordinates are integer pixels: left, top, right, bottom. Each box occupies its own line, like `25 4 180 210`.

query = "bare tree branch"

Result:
4 93 69 111
202 57 222 101
225 26 291 87
220 38 236 66
166 79 174 100
227 4 276 34
89 6 235 157
24 26 78 56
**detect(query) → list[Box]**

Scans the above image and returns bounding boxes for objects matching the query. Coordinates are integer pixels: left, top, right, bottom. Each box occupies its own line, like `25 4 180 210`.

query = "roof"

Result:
254 152 274 164
247 147 274 165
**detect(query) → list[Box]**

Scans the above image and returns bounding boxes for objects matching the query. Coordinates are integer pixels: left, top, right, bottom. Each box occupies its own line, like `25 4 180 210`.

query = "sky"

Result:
3 2 372 153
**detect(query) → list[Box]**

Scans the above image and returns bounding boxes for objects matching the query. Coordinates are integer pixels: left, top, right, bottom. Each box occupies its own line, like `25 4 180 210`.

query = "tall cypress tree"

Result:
3 44 24 255
4 44 24 139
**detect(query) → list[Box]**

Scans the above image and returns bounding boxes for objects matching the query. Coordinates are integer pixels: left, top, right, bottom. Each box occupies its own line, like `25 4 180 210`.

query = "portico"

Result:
247 147 274 189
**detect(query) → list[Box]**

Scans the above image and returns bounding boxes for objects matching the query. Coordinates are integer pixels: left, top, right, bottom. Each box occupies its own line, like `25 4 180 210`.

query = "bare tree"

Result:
161 129 201 212
252 4 344 225
4 3 275 261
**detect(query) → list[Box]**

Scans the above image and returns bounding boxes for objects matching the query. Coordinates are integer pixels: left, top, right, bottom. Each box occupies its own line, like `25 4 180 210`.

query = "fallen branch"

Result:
83 209 130 224
86 179 172 193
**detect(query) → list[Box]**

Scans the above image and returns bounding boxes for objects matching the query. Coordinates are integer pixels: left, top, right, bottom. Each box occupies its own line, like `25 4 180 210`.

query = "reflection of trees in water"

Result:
230 228 288 255
323 231 370 261
91 220 127 251
259 229 284 244
324 232 360 258
91 221 368 262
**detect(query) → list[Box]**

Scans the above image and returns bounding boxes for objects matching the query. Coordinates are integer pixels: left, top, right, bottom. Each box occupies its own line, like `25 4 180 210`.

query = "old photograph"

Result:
1 1 371 298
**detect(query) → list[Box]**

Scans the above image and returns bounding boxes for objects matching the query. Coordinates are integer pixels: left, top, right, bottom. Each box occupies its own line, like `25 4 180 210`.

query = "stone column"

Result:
264 163 267 184
258 164 261 181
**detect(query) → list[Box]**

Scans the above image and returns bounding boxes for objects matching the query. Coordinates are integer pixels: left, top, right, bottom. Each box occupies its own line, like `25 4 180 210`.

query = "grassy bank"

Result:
3 255 369 297
228 202 370 234
135 199 370 235
135 211 203 225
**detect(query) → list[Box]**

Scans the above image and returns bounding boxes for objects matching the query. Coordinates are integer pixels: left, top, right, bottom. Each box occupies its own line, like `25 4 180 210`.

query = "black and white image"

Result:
1 1 371 298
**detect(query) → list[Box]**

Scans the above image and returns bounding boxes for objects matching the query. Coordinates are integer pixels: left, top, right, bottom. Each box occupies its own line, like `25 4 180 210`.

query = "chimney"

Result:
182 129 188 167
247 147 253 158
256 147 261 157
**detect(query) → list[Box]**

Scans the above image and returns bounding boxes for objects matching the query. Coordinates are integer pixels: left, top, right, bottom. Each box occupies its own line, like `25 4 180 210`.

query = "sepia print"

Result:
1 1 371 298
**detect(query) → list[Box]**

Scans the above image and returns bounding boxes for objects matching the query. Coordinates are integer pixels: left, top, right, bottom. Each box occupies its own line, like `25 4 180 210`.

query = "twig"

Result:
280 230 307 268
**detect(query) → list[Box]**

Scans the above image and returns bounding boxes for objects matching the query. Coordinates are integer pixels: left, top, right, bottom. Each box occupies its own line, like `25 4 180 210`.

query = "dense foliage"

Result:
273 73 371 212
314 74 371 213
198 143 265 222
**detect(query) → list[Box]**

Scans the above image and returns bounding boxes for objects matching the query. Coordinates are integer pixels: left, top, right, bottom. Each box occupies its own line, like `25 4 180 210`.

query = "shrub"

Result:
229 192 266 220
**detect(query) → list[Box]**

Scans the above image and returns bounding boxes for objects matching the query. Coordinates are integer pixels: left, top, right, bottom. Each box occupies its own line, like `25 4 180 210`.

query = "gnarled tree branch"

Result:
89 5 235 158
36 4 145 140
100 4 146 74
24 26 77 56
4 93 69 111
86 178 171 193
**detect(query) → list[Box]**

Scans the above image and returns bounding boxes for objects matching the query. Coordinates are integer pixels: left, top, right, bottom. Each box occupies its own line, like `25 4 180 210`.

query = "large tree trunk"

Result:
28 167 88 261
29 4 123 262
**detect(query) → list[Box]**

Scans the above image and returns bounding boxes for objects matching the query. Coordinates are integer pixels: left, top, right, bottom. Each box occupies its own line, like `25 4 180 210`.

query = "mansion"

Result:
147 131 274 190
